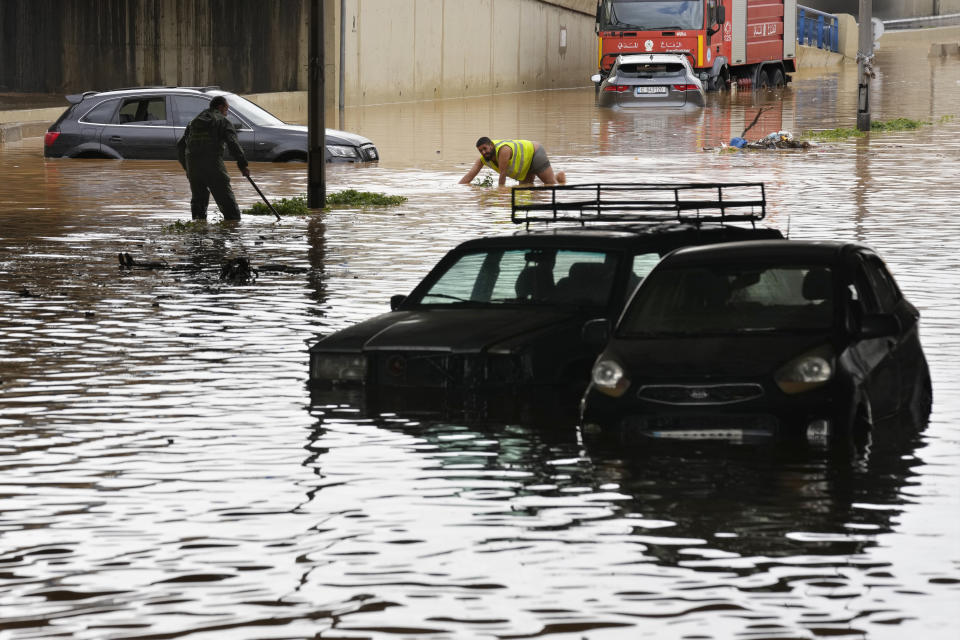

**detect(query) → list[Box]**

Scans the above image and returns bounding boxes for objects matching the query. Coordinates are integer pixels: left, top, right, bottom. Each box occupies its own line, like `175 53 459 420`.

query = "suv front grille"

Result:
637 383 764 405
372 352 522 388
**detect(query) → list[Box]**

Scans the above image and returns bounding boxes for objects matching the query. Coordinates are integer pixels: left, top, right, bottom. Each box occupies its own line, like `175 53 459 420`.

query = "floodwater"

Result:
2 42 959 639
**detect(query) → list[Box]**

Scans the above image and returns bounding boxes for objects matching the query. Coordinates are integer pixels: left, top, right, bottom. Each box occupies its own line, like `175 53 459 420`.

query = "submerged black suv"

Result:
308 184 782 399
580 240 931 448
43 86 379 163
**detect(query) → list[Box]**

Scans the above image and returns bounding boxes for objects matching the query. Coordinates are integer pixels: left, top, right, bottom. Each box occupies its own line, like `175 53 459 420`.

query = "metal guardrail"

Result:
883 13 960 30
797 5 840 53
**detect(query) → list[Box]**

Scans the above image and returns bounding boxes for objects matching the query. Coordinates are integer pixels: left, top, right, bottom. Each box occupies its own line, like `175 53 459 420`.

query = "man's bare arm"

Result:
459 158 484 184
497 146 512 186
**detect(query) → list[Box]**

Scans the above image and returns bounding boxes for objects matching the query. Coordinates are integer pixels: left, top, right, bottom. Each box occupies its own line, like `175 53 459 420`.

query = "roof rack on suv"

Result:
511 183 767 228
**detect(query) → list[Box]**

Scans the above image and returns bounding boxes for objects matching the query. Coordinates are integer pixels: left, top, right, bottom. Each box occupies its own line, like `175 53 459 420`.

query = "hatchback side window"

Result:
81 99 120 124
171 95 210 127
853 264 881 314
117 97 167 125
626 253 660 301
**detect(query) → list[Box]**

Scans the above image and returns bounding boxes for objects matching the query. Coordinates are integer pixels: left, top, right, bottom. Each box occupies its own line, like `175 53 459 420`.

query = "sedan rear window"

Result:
617 63 685 76
415 249 619 307
621 265 834 335
80 99 119 124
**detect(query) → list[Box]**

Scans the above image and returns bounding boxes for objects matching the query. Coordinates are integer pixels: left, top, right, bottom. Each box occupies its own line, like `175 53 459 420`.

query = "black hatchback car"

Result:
309 184 782 398
580 240 931 448
43 86 379 163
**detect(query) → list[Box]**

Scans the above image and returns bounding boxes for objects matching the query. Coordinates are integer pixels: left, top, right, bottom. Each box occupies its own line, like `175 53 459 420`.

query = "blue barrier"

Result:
797 5 840 53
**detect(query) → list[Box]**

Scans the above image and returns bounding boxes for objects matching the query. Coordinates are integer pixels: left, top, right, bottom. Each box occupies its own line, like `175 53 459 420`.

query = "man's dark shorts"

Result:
527 145 551 177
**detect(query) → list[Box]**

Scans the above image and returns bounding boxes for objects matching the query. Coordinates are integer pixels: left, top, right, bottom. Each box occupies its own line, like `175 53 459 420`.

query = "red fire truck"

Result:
595 0 797 91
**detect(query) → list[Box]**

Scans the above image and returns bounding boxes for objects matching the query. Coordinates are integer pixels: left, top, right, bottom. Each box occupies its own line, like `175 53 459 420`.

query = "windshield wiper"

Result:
421 293 471 303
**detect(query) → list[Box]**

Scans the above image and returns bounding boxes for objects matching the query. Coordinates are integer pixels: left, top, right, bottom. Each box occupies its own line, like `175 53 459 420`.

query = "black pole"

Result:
308 0 326 208
856 0 873 132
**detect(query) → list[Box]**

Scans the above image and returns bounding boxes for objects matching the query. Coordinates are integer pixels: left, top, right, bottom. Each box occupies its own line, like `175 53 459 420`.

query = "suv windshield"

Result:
414 248 619 308
621 264 835 335
600 0 704 30
224 94 286 127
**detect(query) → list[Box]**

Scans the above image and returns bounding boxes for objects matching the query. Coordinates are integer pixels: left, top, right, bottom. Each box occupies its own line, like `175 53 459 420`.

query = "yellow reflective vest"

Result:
482 139 536 181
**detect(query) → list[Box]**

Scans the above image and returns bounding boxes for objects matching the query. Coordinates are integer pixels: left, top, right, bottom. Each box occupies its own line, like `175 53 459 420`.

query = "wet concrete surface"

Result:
1 48 959 639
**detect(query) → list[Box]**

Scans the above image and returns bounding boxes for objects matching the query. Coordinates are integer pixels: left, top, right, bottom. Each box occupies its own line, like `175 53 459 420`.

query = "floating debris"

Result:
220 257 256 282
118 252 169 269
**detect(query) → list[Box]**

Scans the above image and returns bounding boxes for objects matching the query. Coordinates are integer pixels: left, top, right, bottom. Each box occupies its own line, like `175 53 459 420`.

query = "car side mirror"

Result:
390 294 407 311
582 318 611 347
859 313 900 339
590 74 602 84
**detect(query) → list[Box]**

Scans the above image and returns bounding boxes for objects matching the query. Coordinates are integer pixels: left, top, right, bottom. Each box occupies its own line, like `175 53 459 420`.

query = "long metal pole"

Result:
339 0 346 129
308 0 326 208
856 0 873 132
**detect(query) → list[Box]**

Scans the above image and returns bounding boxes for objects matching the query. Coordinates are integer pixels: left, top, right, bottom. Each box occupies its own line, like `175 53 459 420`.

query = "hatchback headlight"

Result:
313 353 367 383
327 144 359 158
775 346 833 394
591 358 630 398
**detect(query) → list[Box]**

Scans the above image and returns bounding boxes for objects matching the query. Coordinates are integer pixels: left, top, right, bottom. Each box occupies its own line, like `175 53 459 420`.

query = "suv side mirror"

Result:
859 313 900 339
582 318 611 347
591 74 602 84
390 294 407 311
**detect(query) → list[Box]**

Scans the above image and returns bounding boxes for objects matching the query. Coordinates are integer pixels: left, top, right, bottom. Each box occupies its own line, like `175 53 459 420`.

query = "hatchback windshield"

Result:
621 264 835 335
225 94 286 127
415 249 619 307
601 0 705 30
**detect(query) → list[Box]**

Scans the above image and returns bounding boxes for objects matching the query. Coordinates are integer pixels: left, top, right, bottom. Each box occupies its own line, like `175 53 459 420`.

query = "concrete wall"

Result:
0 0 308 94
339 0 596 106
1 0 595 109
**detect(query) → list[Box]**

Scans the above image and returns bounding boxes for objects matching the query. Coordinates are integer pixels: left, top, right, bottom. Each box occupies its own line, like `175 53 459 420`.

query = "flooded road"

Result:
2 43 960 639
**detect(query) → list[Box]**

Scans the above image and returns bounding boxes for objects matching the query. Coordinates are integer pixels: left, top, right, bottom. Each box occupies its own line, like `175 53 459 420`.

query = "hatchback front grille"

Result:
638 383 764 405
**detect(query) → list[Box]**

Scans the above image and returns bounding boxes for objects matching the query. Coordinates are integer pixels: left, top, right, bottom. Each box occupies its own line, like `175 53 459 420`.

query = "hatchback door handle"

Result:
109 136 122 142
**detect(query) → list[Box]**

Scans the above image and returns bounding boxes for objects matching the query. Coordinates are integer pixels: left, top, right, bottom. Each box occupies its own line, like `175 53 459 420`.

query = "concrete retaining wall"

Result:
799 1 960 20
339 0 595 106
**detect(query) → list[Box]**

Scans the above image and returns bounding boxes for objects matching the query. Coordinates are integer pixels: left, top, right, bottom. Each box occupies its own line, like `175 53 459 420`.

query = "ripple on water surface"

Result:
1 45 959 639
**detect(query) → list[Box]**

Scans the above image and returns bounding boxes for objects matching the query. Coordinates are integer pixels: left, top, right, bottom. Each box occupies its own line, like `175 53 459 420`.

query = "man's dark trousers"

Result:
186 158 241 221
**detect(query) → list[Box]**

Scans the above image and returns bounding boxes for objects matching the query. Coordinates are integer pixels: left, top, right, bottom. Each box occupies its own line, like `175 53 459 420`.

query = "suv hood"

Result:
277 124 372 146
312 308 583 354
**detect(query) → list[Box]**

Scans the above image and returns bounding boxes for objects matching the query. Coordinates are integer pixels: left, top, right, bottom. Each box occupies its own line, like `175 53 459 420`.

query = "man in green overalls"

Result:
459 137 566 187
177 95 249 221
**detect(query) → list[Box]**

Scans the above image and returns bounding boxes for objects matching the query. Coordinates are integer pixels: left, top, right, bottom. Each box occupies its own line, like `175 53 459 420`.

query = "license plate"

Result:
635 86 668 96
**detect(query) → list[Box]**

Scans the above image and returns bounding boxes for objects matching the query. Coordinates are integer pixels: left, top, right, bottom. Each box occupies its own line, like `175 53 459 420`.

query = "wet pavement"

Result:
2 46 960 639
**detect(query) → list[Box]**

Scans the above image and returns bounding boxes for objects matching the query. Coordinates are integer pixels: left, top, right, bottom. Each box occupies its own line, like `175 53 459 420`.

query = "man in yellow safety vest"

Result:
459 137 566 187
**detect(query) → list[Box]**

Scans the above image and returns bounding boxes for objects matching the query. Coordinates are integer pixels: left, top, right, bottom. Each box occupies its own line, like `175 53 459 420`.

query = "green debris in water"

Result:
244 194 309 217
805 118 932 141
940 114 956 124
804 127 866 141
870 117 930 131
325 189 407 207
472 175 495 187
162 219 227 233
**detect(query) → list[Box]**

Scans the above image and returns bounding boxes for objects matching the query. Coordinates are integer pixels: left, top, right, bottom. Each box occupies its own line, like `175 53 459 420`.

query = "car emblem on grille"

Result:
689 388 709 400
386 355 406 376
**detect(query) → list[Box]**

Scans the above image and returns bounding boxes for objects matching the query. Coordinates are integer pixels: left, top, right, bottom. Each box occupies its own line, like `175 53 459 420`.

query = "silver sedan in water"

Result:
593 53 705 109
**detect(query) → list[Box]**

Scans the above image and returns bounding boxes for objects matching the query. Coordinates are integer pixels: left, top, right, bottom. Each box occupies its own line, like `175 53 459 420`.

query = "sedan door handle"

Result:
109 136 122 142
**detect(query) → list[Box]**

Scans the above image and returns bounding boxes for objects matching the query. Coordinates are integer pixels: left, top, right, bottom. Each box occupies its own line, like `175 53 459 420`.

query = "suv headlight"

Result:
775 346 834 394
327 144 359 158
313 353 367 383
591 358 630 398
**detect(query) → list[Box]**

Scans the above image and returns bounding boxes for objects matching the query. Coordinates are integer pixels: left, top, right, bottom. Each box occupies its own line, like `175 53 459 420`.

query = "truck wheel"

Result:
770 68 786 88
756 71 770 90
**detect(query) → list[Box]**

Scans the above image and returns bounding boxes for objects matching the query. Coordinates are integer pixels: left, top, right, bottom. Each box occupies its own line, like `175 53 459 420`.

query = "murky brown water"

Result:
2 45 960 639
